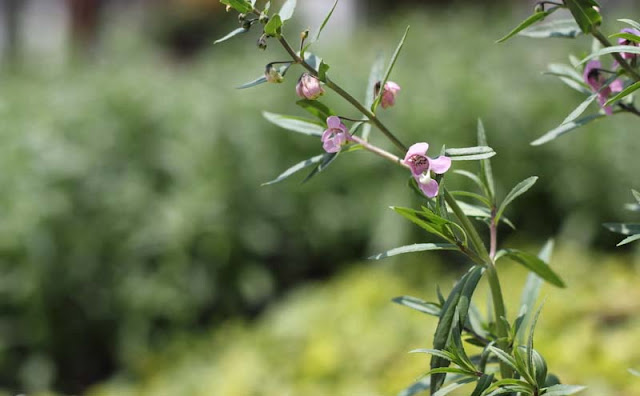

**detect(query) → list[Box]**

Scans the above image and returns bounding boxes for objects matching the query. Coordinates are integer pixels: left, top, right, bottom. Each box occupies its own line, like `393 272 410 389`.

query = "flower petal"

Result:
327 116 342 129
404 143 429 161
429 156 452 174
418 178 440 198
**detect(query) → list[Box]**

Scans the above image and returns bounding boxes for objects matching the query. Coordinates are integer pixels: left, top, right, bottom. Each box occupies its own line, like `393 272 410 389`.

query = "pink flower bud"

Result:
376 81 401 109
583 60 623 116
296 73 324 100
617 28 640 60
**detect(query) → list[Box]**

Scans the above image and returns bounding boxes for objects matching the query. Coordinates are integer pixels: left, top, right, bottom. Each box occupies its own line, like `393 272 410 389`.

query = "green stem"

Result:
592 29 640 82
277 36 408 153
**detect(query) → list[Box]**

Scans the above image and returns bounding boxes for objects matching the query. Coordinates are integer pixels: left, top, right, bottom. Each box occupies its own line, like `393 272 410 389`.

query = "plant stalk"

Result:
592 29 640 82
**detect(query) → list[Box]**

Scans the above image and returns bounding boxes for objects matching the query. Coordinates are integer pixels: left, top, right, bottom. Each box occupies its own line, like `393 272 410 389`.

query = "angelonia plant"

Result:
214 0 637 394
498 0 640 247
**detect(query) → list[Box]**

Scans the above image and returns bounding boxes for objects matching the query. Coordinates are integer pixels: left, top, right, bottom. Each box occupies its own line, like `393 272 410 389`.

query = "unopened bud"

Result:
225 5 232 12
375 81 401 109
296 73 324 100
534 3 544 13
265 64 284 83
257 34 267 50
242 20 252 30
259 13 269 24
301 29 309 40
238 13 246 23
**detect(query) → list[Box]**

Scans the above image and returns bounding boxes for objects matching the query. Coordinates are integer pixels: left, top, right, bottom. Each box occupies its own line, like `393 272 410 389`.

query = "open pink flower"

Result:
617 28 640 59
583 60 623 115
321 116 351 153
296 73 324 100
376 81 401 109
403 143 451 198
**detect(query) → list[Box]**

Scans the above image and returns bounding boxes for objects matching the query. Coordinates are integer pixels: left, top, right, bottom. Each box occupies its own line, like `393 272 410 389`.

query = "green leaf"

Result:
487 346 519 373
500 249 566 288
362 54 385 140
262 154 325 185
279 0 296 21
220 0 253 13
237 75 268 89
453 170 488 196
543 69 591 94
561 93 598 125
526 304 545 383
470 374 494 396
496 11 552 43
603 223 640 235
446 200 515 229
450 191 491 207
432 378 476 396
446 146 496 161
264 14 282 37
370 243 457 260
410 348 457 362
397 377 432 396
541 384 587 395
519 19 582 39
477 120 495 200
303 52 323 72
393 296 442 317
300 152 337 184
617 234 640 246
531 113 606 146
318 61 330 81
629 368 640 377
296 100 334 122
516 240 554 344
632 189 640 204
564 0 602 34
262 111 324 136
609 32 640 43
214 27 249 44
392 207 456 243
495 176 538 224
579 45 640 65
618 18 640 31
372 26 410 112
315 0 339 41
431 266 484 393
604 80 640 107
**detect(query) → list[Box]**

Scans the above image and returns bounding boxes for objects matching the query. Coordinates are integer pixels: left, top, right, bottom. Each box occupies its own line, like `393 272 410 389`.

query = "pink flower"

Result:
583 60 624 115
321 116 351 153
403 143 451 198
296 73 324 100
376 81 401 109
617 28 640 60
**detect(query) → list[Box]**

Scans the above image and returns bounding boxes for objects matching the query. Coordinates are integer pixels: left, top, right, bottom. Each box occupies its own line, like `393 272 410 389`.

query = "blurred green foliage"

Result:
88 245 640 396
0 5 638 393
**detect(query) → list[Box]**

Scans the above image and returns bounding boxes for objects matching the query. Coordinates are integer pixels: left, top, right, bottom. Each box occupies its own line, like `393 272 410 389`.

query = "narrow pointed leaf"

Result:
496 11 551 43
604 80 640 107
531 113 606 145
300 152 337 184
632 189 640 204
501 249 565 288
629 368 640 377
220 0 253 13
609 32 640 42
542 384 587 395
296 100 335 122
450 153 497 161
237 75 267 89
470 374 494 396
496 176 538 223
516 240 553 343
393 296 442 316
618 18 640 31
432 378 476 396
617 234 640 246
262 154 324 185
397 378 432 396
487 346 519 373
214 27 249 44
370 243 457 260
263 112 324 136
519 18 582 39
315 0 339 41
579 45 640 65
561 93 598 125
372 26 410 112
453 170 488 195
477 120 495 200
564 0 602 34
279 0 296 21
264 14 283 37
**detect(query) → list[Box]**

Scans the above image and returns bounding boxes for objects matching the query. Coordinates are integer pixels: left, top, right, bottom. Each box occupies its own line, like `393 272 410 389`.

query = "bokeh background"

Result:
0 0 639 395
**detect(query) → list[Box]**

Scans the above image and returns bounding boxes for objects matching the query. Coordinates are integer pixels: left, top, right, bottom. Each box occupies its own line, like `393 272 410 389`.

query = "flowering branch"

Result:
592 29 640 82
